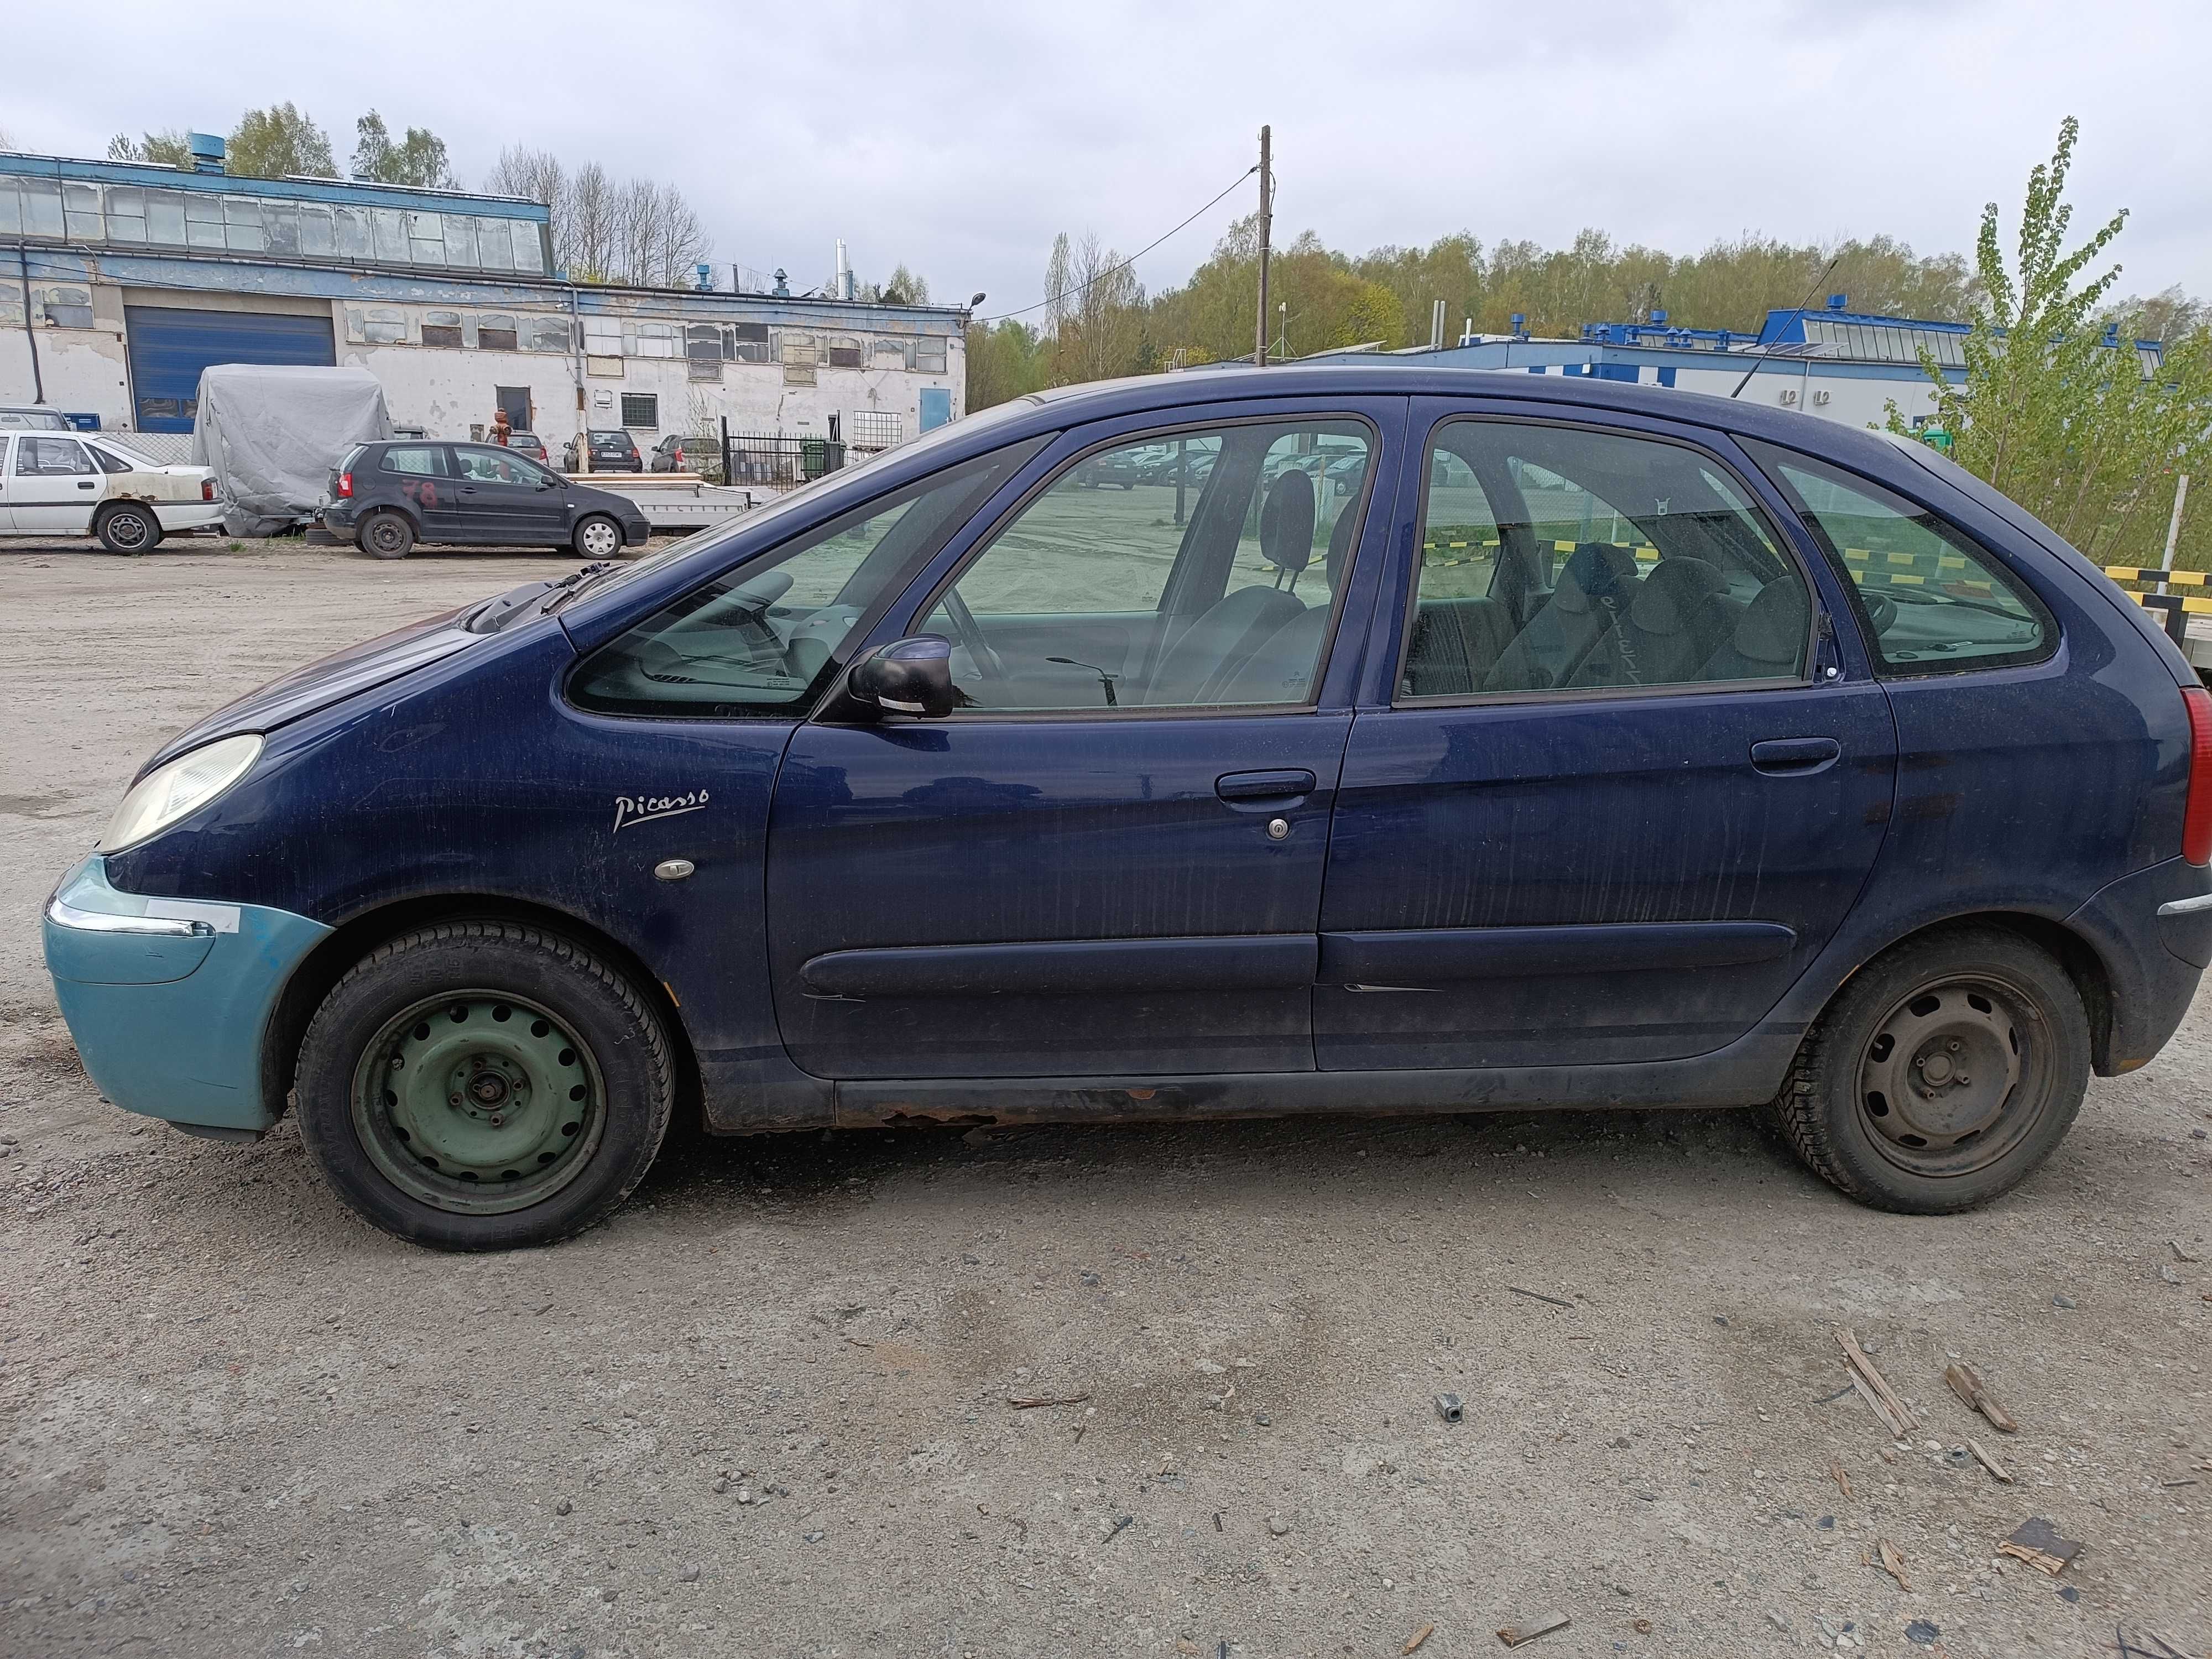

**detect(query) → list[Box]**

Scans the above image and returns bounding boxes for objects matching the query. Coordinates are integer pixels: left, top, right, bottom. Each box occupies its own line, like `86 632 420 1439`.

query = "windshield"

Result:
555 401 1041 611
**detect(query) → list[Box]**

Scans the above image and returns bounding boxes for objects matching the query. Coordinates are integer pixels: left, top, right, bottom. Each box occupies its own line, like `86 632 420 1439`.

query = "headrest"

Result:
1259 469 1316 573
1326 499 1359 588
1629 557 1726 633
1734 578 1809 665
1551 542 1637 615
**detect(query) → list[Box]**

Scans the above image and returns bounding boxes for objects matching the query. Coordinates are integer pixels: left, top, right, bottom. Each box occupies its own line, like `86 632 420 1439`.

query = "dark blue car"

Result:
43 367 2212 1249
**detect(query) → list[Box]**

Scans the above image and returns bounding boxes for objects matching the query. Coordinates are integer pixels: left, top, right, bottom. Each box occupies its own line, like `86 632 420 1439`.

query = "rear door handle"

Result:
77 480 97 489
1750 737 1841 774
1216 768 1316 804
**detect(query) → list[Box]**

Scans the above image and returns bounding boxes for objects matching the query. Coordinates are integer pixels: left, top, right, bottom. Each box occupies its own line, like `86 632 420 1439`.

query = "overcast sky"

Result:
7 0 2208 319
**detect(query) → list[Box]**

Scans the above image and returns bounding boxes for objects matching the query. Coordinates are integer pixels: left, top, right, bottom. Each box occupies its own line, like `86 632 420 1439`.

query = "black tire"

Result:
294 922 673 1250
573 514 624 560
360 510 415 560
95 502 162 555
1768 926 2089 1213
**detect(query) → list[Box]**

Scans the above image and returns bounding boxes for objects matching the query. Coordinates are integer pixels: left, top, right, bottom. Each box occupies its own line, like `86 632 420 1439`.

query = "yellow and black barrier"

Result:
2101 566 2208 643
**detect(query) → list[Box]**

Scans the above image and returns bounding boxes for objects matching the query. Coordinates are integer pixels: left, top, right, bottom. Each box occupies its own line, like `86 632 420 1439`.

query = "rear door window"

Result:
1744 440 2053 675
19 436 93 476
1402 420 1812 698
380 445 450 478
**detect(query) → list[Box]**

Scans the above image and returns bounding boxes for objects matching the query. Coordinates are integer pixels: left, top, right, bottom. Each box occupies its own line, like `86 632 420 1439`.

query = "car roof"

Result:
1000 362 1908 473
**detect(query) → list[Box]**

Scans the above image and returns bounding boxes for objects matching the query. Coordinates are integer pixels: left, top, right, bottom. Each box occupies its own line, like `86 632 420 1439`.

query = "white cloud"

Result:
11 0 2208 313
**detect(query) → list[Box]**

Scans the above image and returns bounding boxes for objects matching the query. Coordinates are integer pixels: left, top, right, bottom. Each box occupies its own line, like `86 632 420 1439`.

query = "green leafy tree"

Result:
1906 117 2212 565
879 264 930 305
107 129 192 168
352 111 455 189
226 103 335 179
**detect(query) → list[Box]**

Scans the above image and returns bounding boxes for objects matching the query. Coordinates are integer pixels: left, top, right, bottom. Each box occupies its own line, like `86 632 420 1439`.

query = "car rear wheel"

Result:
295 922 673 1250
573 514 623 560
1768 926 2089 1213
361 510 415 560
95 503 162 555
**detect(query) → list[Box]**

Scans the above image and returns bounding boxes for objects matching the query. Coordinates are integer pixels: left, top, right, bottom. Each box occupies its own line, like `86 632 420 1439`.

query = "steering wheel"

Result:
942 588 1008 682
1863 588 1898 634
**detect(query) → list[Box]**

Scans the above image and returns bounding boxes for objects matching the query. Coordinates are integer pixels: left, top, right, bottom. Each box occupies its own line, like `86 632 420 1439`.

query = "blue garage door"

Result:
125 306 336 432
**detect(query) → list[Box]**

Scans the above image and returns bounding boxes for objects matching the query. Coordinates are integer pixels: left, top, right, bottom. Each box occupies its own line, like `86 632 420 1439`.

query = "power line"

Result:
975 165 1259 326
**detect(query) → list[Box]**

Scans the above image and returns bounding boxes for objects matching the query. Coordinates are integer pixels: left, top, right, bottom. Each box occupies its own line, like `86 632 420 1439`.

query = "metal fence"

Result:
719 421 846 489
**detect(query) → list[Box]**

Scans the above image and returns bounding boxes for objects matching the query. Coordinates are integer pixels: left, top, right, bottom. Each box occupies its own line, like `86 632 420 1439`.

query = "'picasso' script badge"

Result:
612 790 709 833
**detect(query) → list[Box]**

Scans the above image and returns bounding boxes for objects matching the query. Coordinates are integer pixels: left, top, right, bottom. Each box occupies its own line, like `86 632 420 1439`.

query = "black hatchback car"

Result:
586 429 643 472
324 441 650 560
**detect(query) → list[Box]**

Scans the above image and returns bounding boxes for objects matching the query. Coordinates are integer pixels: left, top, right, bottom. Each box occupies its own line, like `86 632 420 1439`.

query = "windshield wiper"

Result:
543 562 618 616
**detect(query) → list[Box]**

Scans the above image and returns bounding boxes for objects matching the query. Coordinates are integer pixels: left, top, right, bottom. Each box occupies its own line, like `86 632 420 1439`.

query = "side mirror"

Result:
845 635 957 719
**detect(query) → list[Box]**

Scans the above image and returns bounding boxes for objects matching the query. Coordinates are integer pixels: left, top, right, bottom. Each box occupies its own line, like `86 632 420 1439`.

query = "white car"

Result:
0 432 224 553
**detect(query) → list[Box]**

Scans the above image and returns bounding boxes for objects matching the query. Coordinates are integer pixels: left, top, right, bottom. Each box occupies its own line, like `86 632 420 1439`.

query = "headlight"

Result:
102 734 264 853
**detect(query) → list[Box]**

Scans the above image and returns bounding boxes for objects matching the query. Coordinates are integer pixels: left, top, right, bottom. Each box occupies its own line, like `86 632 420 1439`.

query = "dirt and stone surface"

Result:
1 536 2208 1659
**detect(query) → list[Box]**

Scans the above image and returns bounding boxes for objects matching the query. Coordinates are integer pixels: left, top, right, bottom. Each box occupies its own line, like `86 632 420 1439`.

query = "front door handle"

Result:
1216 768 1316 804
1750 737 1841 775
77 479 97 489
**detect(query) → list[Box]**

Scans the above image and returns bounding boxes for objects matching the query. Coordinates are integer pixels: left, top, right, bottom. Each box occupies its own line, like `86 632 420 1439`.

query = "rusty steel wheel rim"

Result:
1854 969 2049 1178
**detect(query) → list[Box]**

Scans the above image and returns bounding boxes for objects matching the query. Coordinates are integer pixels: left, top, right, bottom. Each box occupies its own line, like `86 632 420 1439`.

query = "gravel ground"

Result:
1 539 2208 1659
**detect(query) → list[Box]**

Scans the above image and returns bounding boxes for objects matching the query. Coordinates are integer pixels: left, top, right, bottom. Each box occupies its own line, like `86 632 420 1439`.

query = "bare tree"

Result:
567 162 618 283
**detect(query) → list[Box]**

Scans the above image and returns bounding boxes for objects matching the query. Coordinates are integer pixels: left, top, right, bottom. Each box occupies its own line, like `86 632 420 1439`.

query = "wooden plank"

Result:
1835 1329 1919 1435
1944 1362 2018 1433
1497 1613 1569 1647
1967 1438 2013 1484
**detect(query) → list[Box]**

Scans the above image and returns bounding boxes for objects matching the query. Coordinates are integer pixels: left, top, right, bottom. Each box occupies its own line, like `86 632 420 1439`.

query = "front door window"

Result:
919 419 1374 712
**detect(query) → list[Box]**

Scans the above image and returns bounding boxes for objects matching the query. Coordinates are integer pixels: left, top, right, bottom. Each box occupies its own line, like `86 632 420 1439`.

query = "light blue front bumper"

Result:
42 856 331 1134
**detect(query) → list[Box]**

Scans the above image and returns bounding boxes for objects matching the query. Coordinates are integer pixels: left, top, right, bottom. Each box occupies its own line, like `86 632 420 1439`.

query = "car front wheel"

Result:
1768 926 2089 1213
295 922 674 1250
573 514 623 560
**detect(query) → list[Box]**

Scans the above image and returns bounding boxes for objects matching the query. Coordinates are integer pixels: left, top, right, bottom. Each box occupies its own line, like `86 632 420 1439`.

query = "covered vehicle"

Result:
41 366 2212 1250
191 364 393 536
1 431 223 552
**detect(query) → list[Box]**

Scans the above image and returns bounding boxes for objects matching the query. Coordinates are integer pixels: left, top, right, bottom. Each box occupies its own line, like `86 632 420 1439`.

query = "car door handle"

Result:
1750 737 1842 774
1216 769 1316 804
77 479 97 489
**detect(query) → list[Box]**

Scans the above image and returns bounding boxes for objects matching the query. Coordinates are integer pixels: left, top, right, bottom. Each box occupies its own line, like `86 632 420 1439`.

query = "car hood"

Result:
139 607 481 776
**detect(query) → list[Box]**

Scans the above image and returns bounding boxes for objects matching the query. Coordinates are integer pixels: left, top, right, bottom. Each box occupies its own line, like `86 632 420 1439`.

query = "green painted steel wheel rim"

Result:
350 990 607 1215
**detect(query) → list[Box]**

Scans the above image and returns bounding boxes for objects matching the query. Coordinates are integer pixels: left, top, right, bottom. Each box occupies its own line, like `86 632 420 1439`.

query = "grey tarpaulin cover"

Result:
190 365 393 535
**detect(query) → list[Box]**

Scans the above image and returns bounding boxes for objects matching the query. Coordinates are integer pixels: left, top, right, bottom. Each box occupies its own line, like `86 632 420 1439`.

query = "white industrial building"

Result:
1 137 966 460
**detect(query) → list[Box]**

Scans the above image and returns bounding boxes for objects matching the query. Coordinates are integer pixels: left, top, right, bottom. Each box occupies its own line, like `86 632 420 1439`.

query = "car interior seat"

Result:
1698 577 1809 681
1483 541 1641 692
1573 555 1735 686
1143 469 1315 705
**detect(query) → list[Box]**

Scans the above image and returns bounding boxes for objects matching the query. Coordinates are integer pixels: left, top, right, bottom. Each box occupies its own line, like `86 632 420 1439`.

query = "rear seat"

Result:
1570 555 1738 688
1484 542 1640 692
1403 597 1515 696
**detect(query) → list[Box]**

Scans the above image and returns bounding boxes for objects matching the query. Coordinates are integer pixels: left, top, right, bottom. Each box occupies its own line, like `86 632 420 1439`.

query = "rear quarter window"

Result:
1744 439 2054 676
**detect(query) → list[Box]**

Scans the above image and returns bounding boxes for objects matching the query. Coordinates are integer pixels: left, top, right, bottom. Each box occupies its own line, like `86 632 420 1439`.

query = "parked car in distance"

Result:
1072 450 1139 489
320 440 649 559
0 404 74 431
587 429 643 473
1 430 223 552
43 364 2212 1250
648 435 693 473
504 431 548 465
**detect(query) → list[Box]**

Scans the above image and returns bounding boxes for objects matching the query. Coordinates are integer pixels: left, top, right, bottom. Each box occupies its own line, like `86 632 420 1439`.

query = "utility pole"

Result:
2159 472 2191 595
1253 125 1272 367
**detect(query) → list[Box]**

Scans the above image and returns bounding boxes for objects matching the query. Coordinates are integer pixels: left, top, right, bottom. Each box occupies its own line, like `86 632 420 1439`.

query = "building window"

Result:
826 336 863 369
223 197 264 253
915 336 948 374
297 202 335 258
871 338 911 370
729 322 770 363
508 221 544 274
524 315 571 353
475 313 519 352
333 205 372 260
421 310 465 349
347 306 408 345
633 322 679 359
103 186 147 243
583 317 622 356
780 333 817 386
620 394 659 430
35 285 94 329
63 181 103 242
406 210 445 265
185 195 225 249
262 199 300 256
14 178 64 238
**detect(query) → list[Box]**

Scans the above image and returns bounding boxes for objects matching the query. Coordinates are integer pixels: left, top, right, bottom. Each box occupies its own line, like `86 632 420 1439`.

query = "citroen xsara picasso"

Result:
43 367 2212 1249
